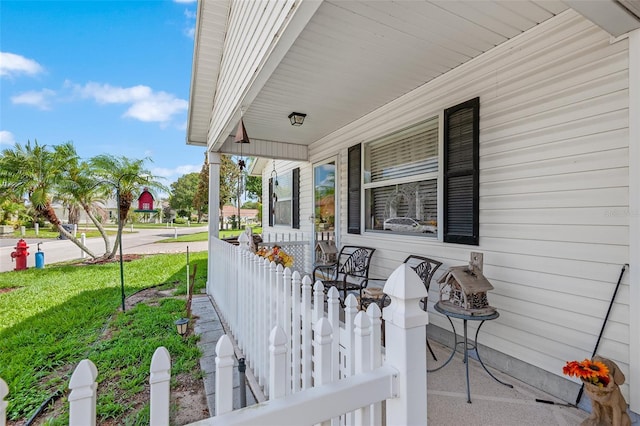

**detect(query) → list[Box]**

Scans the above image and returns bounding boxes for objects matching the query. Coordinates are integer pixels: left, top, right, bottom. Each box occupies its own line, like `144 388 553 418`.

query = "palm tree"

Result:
90 154 166 259
0 140 98 258
59 160 113 255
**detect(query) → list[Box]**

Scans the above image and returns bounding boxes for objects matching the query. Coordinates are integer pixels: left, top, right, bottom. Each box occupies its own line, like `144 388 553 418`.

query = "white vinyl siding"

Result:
307 10 631 399
209 0 295 147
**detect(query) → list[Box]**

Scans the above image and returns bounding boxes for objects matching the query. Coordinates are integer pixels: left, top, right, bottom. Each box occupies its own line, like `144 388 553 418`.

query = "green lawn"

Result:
9 227 117 239
0 252 208 424
156 227 262 243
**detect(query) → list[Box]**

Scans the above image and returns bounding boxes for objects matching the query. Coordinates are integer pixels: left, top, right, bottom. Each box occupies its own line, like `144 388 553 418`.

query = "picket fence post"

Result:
269 326 287 400
216 335 235 415
1 377 8 426
283 267 292 395
354 312 372 425
313 281 324 323
314 318 333 426
301 275 313 389
383 264 429 425
149 346 171 426
367 303 383 425
68 359 98 426
291 271 302 393
327 287 340 384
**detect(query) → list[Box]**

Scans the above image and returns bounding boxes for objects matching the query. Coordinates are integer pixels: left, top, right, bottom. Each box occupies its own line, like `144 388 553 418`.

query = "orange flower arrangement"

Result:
563 359 610 387
256 245 294 268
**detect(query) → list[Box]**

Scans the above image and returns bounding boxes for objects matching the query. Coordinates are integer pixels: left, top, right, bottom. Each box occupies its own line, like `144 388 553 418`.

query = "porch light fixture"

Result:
174 318 189 336
288 112 306 126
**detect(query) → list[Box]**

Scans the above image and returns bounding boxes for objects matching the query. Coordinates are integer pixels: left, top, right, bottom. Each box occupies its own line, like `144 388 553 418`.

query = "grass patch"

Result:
130 223 207 229
156 227 262 243
10 228 117 239
0 252 207 424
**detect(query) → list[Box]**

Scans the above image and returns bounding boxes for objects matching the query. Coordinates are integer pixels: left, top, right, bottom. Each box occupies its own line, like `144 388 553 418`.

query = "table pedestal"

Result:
428 302 513 403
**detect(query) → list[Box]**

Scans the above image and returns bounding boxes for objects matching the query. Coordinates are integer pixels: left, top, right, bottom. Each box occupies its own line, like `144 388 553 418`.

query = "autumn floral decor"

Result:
257 245 294 268
563 358 610 387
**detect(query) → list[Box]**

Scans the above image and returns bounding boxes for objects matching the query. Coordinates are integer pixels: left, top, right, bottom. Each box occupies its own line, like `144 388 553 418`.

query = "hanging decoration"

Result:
271 159 278 187
235 117 250 170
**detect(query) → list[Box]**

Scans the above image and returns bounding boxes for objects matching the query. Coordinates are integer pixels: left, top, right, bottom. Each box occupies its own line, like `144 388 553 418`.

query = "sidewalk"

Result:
190 295 257 415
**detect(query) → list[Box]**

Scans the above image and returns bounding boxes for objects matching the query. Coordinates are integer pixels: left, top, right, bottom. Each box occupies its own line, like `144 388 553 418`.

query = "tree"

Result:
245 175 262 203
90 154 166 259
59 159 113 255
193 153 209 223
220 155 240 230
169 172 199 219
0 140 98 257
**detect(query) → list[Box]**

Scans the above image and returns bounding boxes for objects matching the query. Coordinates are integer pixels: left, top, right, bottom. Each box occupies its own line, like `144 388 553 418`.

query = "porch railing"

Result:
208 237 430 425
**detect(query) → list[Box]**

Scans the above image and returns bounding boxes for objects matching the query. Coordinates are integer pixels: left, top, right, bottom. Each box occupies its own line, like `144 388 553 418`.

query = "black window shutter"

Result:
347 144 361 234
443 97 479 245
268 177 274 227
292 167 300 229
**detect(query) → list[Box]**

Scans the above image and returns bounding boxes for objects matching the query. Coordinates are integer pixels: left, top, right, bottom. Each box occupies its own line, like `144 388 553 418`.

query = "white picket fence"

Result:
0 347 173 426
205 236 429 425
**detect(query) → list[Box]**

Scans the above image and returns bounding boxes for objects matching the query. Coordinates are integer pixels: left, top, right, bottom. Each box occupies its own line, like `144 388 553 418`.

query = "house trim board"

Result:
628 27 640 412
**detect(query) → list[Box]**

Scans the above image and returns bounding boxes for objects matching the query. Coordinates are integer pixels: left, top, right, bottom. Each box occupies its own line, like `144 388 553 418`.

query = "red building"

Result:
136 188 155 212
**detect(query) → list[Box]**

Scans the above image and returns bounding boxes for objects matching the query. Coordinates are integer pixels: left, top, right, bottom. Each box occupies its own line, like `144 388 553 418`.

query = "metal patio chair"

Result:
312 245 376 302
360 255 442 360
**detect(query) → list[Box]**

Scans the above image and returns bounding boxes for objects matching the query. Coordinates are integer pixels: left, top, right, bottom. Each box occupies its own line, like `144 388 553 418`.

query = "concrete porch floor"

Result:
426 341 588 425
192 295 590 425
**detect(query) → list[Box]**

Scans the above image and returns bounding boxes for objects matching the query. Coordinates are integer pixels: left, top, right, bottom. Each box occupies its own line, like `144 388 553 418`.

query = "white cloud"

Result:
0 52 44 78
183 9 196 38
73 82 188 124
152 164 201 179
11 89 56 110
184 26 196 38
0 130 16 145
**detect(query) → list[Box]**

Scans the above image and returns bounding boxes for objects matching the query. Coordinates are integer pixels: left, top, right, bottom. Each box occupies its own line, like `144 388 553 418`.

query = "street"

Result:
0 225 208 273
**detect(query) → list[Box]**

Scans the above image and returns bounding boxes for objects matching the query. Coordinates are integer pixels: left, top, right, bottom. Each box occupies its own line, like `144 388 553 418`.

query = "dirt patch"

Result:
123 287 180 310
173 373 210 425
0 287 18 294
83 254 144 265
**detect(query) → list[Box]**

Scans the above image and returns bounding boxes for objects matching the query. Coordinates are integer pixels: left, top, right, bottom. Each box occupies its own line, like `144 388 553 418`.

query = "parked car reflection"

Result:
383 217 436 233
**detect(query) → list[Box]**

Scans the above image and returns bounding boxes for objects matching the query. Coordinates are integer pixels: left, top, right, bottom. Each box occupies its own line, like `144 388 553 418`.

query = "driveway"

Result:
0 225 209 272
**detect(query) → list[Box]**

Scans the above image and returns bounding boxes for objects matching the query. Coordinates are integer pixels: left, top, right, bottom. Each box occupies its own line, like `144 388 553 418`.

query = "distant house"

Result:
219 205 258 229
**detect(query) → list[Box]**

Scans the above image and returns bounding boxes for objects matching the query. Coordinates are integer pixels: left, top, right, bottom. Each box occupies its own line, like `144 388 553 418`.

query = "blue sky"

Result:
0 0 204 187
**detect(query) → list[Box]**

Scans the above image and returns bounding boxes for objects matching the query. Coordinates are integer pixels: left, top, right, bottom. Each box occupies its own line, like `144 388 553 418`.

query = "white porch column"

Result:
628 28 640 413
383 264 429 425
208 152 221 295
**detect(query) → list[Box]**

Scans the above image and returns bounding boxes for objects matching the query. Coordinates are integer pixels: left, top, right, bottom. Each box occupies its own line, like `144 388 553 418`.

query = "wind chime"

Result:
235 116 250 170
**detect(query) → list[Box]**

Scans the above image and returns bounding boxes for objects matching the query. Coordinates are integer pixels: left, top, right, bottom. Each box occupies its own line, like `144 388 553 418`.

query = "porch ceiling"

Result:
243 0 569 149
188 0 639 159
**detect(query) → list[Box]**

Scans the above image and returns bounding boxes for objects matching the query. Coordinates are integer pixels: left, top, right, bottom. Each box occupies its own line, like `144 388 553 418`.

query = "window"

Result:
350 97 479 244
363 117 439 236
269 168 300 228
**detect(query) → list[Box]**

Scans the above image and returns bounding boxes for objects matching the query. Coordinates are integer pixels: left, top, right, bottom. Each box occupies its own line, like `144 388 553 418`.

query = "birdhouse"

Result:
137 188 155 211
437 252 496 316
315 240 337 264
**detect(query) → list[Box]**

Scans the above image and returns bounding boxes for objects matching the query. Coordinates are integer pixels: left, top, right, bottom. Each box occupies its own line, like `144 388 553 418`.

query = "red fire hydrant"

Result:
11 239 30 271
